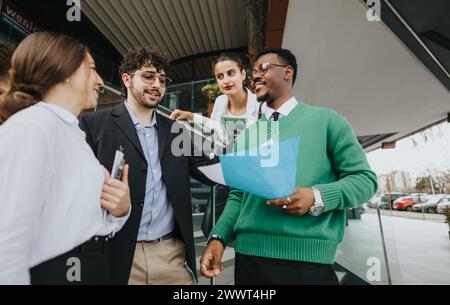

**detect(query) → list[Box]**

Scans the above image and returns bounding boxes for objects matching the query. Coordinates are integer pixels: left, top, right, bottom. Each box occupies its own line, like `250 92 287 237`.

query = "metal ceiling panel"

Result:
82 0 248 61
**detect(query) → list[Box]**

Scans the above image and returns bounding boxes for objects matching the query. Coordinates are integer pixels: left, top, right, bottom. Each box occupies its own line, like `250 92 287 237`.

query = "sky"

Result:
366 122 450 179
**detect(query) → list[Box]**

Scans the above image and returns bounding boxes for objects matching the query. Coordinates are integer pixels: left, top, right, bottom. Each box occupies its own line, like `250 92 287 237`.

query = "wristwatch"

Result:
207 235 224 246
309 187 325 216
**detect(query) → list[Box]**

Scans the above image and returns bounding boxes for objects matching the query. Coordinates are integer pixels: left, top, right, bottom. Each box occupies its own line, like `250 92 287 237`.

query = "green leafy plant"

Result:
201 83 221 101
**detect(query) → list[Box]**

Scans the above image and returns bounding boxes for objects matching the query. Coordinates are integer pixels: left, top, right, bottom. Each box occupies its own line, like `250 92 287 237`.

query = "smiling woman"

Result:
0 31 131 285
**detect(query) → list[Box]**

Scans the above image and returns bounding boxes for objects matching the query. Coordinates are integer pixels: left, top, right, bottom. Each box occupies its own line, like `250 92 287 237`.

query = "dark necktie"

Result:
272 111 280 121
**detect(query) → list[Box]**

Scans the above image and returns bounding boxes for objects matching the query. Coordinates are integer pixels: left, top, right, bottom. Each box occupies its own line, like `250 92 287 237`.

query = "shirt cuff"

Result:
110 205 131 220
106 205 132 236
192 113 204 125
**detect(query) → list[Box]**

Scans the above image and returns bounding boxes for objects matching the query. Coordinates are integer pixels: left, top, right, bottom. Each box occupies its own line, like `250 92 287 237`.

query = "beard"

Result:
130 82 162 109
257 91 275 105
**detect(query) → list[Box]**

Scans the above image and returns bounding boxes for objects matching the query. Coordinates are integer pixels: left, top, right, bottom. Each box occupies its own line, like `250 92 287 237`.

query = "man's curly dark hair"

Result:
119 47 170 95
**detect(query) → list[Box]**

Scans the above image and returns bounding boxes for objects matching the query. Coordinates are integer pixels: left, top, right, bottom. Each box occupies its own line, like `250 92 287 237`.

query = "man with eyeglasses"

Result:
200 48 377 285
80 47 216 285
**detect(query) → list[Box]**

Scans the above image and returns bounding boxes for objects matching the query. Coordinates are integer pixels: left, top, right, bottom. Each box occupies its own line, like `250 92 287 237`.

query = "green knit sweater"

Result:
210 102 378 265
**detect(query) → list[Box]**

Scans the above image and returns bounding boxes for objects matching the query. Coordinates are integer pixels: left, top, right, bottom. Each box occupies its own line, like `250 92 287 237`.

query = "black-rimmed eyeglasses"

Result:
251 62 289 78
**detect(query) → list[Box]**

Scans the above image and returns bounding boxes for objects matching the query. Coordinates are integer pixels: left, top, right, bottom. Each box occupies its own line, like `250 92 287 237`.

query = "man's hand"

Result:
266 187 315 216
200 240 225 278
101 164 131 217
169 109 194 121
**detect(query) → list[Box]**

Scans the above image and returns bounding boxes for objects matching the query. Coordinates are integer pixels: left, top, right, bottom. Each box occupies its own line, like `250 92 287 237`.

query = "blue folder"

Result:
219 137 300 199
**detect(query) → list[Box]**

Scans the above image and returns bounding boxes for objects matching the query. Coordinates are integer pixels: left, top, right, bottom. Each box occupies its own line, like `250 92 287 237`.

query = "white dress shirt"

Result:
192 88 259 146
0 102 130 284
261 96 299 121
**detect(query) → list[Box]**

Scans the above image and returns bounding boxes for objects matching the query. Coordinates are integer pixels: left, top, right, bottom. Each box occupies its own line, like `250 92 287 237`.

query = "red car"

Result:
393 195 429 211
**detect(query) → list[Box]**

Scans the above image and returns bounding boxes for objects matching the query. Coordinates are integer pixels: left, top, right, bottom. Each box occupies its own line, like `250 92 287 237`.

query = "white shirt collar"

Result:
221 88 259 118
262 97 298 120
36 102 79 125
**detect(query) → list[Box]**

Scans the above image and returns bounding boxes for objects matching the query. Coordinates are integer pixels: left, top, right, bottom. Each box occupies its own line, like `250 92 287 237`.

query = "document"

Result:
221 116 247 141
199 137 300 199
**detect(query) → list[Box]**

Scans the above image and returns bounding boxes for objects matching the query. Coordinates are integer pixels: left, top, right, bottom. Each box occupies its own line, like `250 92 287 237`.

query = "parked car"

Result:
409 193 429 197
437 200 450 214
393 195 429 211
378 192 409 209
367 194 382 208
412 194 450 213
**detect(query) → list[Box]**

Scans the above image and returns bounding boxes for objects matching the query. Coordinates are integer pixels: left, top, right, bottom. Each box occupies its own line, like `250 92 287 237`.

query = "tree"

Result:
416 176 431 194
246 0 269 65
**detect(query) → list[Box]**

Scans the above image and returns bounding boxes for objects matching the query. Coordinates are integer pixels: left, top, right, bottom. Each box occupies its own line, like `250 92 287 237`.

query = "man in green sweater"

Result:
200 48 377 285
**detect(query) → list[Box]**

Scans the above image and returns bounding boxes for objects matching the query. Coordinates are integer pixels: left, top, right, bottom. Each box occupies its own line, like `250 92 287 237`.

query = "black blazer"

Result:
80 102 216 284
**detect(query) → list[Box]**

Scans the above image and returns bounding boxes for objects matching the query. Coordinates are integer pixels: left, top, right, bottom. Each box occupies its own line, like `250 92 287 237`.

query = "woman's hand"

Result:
169 109 194 121
101 165 131 217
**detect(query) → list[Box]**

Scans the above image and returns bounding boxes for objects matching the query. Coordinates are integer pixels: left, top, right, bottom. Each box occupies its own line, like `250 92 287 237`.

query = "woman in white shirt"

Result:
169 53 259 152
0 32 131 284
170 54 260 237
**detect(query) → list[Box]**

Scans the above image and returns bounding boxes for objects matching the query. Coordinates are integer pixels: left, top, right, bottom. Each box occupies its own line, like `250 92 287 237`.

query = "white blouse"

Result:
192 88 259 147
0 102 130 284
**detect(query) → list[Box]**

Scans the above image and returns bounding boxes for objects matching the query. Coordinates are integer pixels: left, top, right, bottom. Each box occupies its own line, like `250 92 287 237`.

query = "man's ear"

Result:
121 73 131 89
284 66 294 81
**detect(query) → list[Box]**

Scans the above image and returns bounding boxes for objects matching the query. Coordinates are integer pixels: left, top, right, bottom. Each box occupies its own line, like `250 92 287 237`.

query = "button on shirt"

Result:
124 102 175 241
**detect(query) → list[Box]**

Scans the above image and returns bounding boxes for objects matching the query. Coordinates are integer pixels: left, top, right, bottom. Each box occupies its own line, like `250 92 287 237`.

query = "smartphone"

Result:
111 150 125 180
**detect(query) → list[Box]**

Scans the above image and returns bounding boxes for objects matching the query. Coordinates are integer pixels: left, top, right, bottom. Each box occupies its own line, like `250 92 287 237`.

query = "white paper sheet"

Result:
198 162 226 186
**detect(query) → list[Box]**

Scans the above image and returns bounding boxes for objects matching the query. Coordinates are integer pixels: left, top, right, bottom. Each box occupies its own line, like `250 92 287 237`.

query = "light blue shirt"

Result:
125 102 175 241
